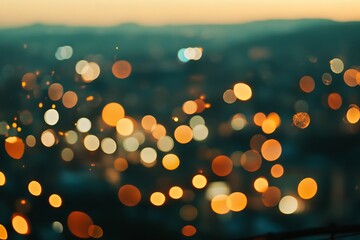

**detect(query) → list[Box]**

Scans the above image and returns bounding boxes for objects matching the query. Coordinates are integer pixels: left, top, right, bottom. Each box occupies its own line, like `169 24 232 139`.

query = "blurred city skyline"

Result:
1 0 360 27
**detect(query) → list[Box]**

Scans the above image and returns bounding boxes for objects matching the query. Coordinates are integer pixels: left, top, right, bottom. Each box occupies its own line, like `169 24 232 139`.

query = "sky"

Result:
0 0 360 27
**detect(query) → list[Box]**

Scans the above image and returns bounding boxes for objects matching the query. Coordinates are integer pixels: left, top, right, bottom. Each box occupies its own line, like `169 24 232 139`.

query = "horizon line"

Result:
0 18 355 30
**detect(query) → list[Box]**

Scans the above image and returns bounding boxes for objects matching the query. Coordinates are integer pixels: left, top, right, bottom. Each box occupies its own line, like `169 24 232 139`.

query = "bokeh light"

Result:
327 93 342 110
298 178 318 200
102 103 125 127
346 105 360 124
192 174 207 189
182 225 197 237
226 192 247 212
0 171 6 186
5 136 25 160
240 150 262 172
116 117 134 136
48 83 64 101
118 184 142 207
299 76 315 93
101 137 117 154
76 118 92 133
212 155 233 176
88 225 104 238
112 60 132 79
223 89 237 104
271 164 284 178
162 154 180 170
44 109 59 126
293 112 310 129
62 91 78 108
279 196 298 214
12 214 30 235
233 83 252 101
262 186 281 207
330 58 344 74
150 192 166 206
67 211 93 238
84 135 100 151
254 177 269 193
182 100 198 115
174 125 193 144
261 139 282 161
41 130 56 147
28 180 42 196
169 186 183 199
49 194 62 208
140 147 157 164
0 224 8 239
211 194 229 214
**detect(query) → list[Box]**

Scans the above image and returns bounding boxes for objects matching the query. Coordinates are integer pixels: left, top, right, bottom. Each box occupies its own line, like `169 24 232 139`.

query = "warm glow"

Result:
211 194 229 214
62 91 78 108
49 194 62 208
151 124 167 140
116 117 134 136
262 186 281 207
271 164 284 178
293 112 310 129
141 115 157 131
41 130 56 147
223 89 237 104
169 186 183 199
253 112 267 127
118 184 142 206
112 60 132 79
102 102 125 127
346 106 360 124
327 93 342 110
157 136 174 152
174 125 193 144
261 139 282 161
299 76 315 93
67 211 93 238
114 157 128 172
192 174 207 189
162 154 180 170
101 137 117 154
5 136 25 160
1 1 360 27
182 100 198 115
0 171 5 186
298 177 318 200
279 196 298 214
0 224 7 239
150 192 166 206
182 225 197 237
211 155 233 176
240 150 262 172
254 177 269 193
88 225 104 238
48 83 64 101
28 180 42 196
226 192 247 212
233 82 252 101
84 135 100 151
261 119 277 134
12 214 30 235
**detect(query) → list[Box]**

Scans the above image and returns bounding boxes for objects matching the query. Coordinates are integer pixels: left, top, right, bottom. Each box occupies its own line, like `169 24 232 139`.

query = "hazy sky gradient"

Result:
1 0 359 27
